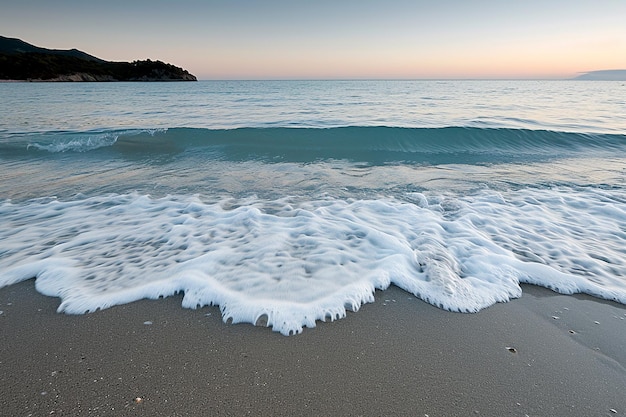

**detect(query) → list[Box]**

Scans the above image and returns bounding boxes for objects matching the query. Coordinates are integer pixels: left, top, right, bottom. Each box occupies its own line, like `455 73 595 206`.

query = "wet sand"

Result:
1 281 625 417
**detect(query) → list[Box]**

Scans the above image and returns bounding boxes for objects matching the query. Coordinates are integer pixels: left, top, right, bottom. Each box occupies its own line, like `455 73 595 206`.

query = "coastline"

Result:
1 281 624 416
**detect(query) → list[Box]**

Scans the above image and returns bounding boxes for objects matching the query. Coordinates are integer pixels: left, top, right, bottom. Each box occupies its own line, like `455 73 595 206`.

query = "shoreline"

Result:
1 281 625 416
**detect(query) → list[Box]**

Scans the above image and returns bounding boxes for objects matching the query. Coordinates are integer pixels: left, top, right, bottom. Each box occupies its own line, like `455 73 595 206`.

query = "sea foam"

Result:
1 187 625 335
23 129 167 153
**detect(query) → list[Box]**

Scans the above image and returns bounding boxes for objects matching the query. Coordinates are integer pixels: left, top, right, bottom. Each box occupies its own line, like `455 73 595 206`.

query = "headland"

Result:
0 35 196 82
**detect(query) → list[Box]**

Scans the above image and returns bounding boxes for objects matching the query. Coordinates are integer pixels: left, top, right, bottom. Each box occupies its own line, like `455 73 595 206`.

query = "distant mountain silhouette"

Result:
0 35 196 81
0 35 106 62
574 70 626 81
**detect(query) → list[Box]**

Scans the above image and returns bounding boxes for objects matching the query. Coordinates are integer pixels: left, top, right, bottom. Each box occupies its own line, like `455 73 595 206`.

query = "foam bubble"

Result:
1 187 625 335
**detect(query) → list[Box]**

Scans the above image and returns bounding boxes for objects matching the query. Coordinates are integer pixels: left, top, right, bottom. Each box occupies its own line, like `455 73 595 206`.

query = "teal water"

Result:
1 80 625 335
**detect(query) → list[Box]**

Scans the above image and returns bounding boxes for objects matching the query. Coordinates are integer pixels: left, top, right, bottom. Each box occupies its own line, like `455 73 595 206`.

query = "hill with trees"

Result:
0 36 196 81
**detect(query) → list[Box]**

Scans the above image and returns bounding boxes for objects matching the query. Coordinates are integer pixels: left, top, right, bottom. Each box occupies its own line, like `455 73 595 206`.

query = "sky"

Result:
2 0 625 80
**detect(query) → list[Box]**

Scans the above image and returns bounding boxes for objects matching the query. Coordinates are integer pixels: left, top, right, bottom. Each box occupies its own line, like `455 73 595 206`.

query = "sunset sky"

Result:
2 0 625 80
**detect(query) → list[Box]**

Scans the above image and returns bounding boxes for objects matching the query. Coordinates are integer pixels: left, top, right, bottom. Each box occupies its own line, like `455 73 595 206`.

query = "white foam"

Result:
1 187 625 335
26 129 166 153
27 133 119 153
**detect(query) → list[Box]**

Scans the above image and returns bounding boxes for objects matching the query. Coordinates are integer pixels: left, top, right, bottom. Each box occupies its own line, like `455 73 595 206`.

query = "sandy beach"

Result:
1 281 624 417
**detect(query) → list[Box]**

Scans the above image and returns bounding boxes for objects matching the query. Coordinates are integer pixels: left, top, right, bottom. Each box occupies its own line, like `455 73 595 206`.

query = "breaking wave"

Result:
1 188 625 335
2 126 624 165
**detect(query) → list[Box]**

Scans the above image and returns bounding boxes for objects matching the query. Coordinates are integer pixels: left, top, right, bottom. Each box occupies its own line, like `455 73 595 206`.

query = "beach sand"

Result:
1 281 625 417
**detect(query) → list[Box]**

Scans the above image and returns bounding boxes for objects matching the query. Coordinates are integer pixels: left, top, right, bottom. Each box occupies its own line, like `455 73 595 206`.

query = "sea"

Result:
1 80 625 335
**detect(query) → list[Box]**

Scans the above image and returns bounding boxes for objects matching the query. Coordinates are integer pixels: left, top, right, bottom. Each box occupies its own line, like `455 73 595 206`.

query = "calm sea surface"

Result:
1 80 625 334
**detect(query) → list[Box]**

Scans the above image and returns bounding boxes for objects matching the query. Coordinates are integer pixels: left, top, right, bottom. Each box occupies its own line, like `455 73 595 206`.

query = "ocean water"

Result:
1 80 625 335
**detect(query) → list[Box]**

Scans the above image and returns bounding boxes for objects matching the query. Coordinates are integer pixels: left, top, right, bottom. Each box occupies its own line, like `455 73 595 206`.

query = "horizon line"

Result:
194 77 614 82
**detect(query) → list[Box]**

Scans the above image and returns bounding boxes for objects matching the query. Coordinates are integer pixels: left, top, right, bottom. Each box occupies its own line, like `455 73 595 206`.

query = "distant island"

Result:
573 69 626 81
0 36 196 82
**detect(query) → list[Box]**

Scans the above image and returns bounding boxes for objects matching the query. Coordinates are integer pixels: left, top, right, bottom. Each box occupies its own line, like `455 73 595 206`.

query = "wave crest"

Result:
3 127 624 165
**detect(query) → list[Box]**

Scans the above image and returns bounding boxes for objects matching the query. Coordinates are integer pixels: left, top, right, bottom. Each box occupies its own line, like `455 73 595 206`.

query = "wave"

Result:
3 126 625 165
1 188 625 335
